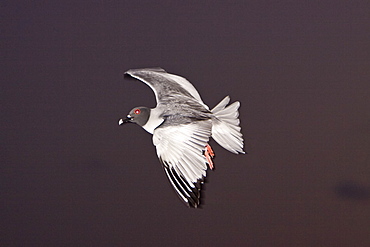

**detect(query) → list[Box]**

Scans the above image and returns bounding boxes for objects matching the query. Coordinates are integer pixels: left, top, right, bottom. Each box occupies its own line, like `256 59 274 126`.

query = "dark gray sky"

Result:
1 1 370 246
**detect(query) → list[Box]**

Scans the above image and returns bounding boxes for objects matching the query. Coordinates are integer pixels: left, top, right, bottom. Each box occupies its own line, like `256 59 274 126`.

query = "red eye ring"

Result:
134 109 141 115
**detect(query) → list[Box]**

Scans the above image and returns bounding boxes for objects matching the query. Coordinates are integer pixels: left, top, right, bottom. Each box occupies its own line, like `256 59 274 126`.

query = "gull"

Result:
119 68 245 207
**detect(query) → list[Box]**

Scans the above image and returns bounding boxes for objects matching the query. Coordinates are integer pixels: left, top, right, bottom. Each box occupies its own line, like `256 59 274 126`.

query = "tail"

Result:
211 96 245 154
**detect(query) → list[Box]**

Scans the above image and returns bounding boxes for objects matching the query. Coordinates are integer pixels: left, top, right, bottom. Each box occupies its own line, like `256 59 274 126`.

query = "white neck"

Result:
142 108 164 134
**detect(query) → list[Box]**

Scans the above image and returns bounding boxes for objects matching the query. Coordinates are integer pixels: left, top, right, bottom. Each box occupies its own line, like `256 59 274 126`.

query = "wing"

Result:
153 119 213 207
124 68 209 109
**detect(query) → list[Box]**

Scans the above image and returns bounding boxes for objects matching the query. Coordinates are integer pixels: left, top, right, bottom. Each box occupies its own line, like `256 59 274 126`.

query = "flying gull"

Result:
119 68 245 208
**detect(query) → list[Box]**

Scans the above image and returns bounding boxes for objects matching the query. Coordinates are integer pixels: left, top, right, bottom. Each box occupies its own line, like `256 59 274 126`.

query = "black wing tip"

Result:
188 178 205 208
161 161 205 209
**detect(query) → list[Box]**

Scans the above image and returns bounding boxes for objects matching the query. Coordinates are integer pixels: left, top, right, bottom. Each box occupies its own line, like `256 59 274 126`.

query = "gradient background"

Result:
1 1 370 246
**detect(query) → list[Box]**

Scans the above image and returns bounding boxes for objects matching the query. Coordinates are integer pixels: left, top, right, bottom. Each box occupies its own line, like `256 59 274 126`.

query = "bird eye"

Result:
134 109 141 114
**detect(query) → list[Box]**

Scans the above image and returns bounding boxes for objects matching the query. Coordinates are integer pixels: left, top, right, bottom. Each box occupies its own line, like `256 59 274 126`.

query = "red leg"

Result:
204 144 215 170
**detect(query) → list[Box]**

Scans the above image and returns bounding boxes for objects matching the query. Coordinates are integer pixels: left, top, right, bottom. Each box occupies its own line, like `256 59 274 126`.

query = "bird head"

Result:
119 106 150 127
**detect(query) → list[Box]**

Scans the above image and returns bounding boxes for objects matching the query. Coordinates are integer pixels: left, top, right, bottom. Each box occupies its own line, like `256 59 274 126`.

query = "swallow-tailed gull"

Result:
119 68 245 208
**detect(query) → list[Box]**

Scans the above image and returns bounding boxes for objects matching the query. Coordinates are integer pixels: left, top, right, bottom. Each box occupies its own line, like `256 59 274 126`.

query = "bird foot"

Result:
204 144 215 170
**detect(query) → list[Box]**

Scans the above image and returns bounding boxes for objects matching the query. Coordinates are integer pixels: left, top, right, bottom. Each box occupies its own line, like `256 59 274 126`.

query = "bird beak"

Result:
118 115 132 125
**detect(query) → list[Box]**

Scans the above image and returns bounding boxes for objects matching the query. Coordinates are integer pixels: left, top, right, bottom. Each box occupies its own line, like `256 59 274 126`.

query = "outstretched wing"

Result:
124 68 209 109
153 119 213 207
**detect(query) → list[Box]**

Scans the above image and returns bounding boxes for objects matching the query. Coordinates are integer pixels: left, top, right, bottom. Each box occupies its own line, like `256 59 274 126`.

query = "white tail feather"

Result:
211 96 245 154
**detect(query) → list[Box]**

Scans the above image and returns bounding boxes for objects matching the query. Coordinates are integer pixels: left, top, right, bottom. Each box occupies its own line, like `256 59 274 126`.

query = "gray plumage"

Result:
119 68 245 208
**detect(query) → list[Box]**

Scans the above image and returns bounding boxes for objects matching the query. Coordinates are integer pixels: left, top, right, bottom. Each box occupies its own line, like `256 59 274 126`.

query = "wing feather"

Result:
125 68 209 109
153 120 212 207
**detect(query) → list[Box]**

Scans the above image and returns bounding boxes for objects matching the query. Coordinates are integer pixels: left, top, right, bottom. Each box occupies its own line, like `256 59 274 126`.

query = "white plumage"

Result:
120 68 245 207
